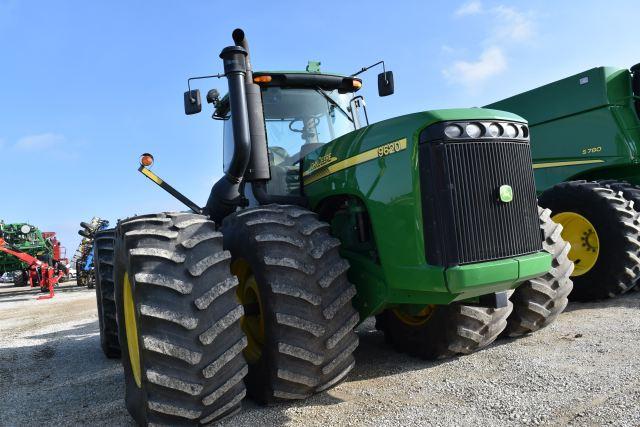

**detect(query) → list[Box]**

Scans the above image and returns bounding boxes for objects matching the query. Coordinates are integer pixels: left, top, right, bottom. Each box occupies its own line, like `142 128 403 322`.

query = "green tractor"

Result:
487 63 640 300
0 221 53 287
96 29 573 424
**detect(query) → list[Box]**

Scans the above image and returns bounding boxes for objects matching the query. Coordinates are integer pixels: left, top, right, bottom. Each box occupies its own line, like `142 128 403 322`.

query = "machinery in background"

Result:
73 218 109 288
0 221 68 287
486 63 640 300
0 237 67 298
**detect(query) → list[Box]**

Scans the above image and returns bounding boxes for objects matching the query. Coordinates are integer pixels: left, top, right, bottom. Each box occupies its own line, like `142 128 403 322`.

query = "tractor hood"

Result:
302 107 528 186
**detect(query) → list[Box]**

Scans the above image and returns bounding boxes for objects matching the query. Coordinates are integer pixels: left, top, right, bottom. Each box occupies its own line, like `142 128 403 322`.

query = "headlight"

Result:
465 123 482 138
444 124 463 138
505 124 518 138
487 123 502 137
428 120 529 142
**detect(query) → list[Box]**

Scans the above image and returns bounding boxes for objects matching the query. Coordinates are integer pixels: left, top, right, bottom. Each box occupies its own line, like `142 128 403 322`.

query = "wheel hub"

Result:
392 305 436 327
232 259 265 364
552 211 600 277
123 272 142 388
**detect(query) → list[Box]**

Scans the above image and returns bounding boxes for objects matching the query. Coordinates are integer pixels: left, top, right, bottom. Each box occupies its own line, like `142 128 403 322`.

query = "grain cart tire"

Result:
94 228 121 359
114 213 248 425
504 207 574 337
375 301 512 360
221 205 359 404
599 179 640 292
539 181 640 300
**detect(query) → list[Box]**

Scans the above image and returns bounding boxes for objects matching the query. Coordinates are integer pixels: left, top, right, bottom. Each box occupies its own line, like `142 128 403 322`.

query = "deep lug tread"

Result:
113 213 247 425
505 207 575 337
377 301 513 360
94 228 121 359
222 204 359 403
540 180 640 300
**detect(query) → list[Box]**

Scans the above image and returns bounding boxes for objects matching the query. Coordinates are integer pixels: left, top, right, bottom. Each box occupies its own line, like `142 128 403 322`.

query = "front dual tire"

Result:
377 205 575 356
113 213 247 425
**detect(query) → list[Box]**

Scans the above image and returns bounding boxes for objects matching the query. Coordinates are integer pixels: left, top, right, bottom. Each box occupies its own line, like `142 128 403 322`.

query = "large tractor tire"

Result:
539 181 640 300
599 179 640 292
114 213 247 425
13 270 28 287
375 301 512 360
94 228 121 359
504 207 574 337
221 205 359 403
87 271 96 289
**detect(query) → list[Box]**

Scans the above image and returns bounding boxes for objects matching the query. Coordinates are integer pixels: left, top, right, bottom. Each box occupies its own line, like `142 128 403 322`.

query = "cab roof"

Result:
253 71 362 93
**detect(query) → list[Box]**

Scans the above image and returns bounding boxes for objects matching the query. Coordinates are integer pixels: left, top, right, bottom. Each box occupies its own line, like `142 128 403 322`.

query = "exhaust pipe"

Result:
231 29 270 181
205 45 251 223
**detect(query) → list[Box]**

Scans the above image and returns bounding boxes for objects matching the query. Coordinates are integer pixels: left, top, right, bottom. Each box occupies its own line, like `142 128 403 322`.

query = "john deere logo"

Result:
499 185 513 203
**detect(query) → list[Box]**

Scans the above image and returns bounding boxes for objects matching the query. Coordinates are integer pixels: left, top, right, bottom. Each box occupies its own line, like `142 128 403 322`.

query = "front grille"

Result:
419 132 541 267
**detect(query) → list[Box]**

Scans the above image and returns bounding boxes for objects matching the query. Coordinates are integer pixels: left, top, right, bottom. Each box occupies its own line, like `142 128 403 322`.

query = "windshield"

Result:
262 87 355 159
223 86 357 197
261 87 355 196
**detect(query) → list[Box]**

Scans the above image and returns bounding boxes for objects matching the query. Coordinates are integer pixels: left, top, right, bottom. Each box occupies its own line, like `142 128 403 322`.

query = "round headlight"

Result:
20 225 31 234
487 123 502 137
465 123 482 138
505 124 518 138
444 124 463 138
520 125 529 138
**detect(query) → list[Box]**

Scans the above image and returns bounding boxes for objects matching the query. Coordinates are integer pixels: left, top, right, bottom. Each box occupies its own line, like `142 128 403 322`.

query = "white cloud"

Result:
490 5 534 44
455 1 483 16
15 133 65 150
443 46 507 86
443 4 535 87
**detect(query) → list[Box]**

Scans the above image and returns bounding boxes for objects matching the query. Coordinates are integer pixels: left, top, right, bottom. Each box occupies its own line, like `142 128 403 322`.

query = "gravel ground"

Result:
0 282 639 426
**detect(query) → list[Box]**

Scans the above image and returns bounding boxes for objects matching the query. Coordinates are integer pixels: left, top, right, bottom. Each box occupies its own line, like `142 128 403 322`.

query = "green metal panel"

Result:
302 108 549 319
485 65 640 193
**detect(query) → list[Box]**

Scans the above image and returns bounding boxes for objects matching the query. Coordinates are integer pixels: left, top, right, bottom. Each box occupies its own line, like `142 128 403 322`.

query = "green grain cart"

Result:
95 29 573 425
0 221 53 286
487 63 640 301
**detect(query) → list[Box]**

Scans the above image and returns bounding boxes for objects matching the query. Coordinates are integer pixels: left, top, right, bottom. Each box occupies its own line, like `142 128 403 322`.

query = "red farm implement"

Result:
0 238 66 299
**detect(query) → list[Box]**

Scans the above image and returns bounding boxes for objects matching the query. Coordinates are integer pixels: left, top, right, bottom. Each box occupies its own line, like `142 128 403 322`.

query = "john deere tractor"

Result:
487 63 640 301
96 29 573 424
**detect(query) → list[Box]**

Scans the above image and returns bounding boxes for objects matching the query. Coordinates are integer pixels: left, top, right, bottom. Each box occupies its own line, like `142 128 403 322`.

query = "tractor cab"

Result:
214 70 369 197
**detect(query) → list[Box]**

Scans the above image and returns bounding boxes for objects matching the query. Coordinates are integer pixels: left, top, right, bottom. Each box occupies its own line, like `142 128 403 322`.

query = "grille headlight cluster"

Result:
440 121 529 140
444 124 463 138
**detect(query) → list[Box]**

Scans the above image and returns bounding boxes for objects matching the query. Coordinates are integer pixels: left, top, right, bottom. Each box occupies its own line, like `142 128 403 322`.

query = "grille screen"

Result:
420 139 542 267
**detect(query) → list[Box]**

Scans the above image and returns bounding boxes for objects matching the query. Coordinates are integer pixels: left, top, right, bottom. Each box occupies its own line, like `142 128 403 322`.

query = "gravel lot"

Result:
0 282 639 426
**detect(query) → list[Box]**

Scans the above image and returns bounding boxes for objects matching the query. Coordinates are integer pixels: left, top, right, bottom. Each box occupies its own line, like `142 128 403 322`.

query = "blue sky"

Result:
1 0 639 255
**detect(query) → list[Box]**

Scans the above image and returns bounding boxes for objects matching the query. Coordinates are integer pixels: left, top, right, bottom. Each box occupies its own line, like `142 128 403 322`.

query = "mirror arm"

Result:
351 60 387 83
187 73 226 101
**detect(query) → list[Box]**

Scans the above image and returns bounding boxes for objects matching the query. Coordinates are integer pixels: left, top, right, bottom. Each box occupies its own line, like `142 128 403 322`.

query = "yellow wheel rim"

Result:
232 259 265 364
123 272 142 388
552 211 600 277
392 305 436 327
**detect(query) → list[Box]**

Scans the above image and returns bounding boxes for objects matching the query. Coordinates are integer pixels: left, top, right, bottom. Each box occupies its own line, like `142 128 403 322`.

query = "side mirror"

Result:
184 89 202 115
378 71 394 97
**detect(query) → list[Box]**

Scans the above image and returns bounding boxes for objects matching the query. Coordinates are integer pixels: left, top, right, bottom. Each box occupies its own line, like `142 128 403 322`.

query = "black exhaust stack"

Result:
205 29 272 222
205 45 251 223
231 28 270 181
